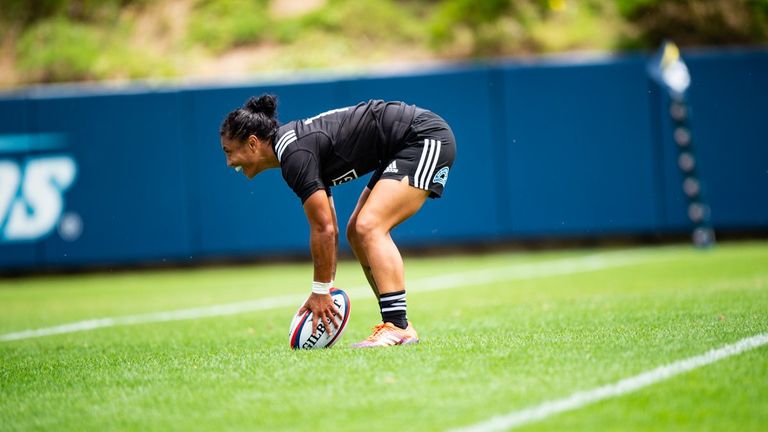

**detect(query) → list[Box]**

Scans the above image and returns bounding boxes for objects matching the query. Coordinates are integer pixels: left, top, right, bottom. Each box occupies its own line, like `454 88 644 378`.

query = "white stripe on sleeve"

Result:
275 130 297 162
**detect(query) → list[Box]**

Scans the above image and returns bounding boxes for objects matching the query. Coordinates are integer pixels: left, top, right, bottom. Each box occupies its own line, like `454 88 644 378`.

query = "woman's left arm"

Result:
299 189 341 336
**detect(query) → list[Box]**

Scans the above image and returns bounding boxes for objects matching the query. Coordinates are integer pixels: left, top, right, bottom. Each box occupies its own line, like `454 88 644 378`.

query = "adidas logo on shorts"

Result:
383 160 398 174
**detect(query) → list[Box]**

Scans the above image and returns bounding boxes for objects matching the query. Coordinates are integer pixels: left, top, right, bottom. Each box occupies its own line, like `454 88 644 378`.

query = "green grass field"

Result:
1 242 767 431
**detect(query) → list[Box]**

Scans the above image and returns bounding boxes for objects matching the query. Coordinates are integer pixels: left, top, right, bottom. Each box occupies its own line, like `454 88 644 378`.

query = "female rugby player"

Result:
219 95 456 347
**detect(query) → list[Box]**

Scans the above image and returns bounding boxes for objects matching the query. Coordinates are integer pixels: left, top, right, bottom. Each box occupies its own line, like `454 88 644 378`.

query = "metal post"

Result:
648 41 715 248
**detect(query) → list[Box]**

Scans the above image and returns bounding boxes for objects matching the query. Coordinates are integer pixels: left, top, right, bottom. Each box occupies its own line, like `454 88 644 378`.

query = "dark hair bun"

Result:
244 94 277 117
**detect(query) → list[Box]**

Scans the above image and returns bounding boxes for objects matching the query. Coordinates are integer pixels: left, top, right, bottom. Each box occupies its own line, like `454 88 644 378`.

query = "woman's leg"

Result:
348 177 428 347
346 187 380 298
351 177 428 296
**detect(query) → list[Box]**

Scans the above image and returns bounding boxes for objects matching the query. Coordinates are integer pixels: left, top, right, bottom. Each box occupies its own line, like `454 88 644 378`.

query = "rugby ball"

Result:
289 288 350 349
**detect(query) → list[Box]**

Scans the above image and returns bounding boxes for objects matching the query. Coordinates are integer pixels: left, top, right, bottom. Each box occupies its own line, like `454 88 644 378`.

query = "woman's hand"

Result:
299 293 342 337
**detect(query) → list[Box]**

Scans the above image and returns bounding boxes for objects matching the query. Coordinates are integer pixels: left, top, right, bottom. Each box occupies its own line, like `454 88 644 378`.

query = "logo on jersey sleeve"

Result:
331 169 358 186
433 167 450 186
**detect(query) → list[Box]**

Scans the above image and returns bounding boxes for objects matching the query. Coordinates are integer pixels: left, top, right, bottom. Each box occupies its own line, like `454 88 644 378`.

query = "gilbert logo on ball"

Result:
289 288 350 349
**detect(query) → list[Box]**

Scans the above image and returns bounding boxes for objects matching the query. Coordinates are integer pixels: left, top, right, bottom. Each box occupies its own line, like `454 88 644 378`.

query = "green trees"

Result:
2 0 766 86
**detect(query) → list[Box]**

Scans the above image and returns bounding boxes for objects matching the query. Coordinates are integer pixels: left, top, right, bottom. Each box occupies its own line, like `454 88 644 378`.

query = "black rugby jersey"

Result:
274 100 418 203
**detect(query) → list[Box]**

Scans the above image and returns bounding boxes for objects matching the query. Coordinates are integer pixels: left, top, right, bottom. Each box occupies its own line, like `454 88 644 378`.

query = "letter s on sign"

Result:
3 157 77 241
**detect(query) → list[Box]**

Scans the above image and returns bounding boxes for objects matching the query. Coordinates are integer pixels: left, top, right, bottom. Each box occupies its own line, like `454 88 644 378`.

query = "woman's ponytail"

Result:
244 95 277 118
220 94 279 143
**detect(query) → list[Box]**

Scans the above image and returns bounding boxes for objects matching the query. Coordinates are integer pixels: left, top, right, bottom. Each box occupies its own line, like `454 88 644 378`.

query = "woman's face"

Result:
221 135 258 179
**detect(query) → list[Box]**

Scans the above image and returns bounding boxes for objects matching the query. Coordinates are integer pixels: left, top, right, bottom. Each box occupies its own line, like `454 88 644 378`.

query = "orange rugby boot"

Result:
351 322 419 348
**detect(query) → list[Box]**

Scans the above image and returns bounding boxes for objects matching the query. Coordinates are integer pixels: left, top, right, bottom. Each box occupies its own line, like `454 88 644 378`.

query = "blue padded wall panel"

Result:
1 49 767 272
29 91 193 265
659 51 768 230
0 97 41 269
500 57 661 236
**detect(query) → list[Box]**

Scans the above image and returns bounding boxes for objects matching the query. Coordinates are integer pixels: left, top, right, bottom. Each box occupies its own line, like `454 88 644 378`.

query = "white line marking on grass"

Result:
1 250 662 342
450 333 768 432
0 294 308 342
411 251 661 294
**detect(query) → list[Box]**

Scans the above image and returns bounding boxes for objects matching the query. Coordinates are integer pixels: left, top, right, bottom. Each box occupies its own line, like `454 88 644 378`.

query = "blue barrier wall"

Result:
1 48 766 270
500 56 662 236
33 91 194 266
659 51 768 231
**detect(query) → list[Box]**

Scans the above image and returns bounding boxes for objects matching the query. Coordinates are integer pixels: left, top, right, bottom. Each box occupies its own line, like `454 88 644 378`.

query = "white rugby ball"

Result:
289 288 350 349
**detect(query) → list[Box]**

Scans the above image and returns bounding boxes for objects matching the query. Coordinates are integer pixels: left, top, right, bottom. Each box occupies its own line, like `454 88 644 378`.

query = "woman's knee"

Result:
346 218 359 244
353 213 384 244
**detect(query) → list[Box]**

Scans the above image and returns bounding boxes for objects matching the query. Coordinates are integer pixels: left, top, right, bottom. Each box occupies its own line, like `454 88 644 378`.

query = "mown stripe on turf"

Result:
0 250 664 342
449 333 768 432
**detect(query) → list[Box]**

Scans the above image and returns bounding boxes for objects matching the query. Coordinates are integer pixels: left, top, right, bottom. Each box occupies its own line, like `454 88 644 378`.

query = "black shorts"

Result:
367 110 456 198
